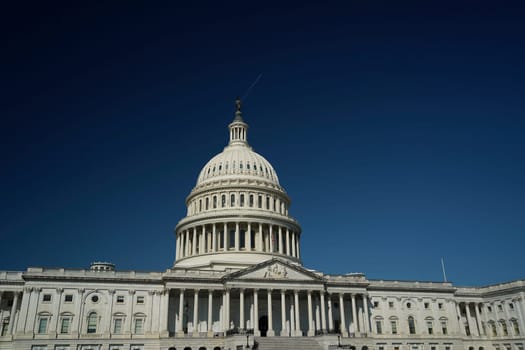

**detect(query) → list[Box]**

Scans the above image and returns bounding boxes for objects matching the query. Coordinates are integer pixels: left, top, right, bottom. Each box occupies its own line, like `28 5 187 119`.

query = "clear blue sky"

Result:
1 2 524 286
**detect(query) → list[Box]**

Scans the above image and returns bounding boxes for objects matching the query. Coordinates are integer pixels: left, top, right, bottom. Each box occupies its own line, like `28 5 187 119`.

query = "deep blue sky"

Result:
1 2 524 286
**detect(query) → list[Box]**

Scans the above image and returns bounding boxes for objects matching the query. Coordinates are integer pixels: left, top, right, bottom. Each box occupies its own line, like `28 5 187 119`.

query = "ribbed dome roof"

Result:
196 144 280 186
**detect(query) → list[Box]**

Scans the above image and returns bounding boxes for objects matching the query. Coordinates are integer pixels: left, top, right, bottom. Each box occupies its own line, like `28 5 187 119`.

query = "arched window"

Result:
374 317 384 334
199 200 202 212
440 318 448 335
231 194 235 206
258 195 262 208
389 317 398 334
205 197 209 210
408 316 416 334
249 194 254 207
87 312 98 334
221 194 226 207
37 313 51 334
500 320 508 335
240 194 244 207
425 317 434 334
213 196 217 209
511 319 520 335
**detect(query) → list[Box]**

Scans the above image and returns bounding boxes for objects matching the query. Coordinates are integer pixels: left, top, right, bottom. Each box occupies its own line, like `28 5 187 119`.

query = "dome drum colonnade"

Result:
174 99 302 269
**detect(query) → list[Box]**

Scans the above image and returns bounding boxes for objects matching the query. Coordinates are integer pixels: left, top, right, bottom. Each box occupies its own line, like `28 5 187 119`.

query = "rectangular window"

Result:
42 294 52 302
64 294 73 302
60 318 70 334
239 229 246 249
113 318 123 334
136 296 144 304
1 320 9 336
376 320 382 334
38 318 48 334
438 303 443 309
116 295 125 303
389 301 394 309
373 301 379 308
391 321 398 334
134 319 144 334
424 302 429 309
509 303 514 310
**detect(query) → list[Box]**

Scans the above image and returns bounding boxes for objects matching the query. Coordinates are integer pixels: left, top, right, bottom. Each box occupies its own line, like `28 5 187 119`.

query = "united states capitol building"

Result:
1 101 523 350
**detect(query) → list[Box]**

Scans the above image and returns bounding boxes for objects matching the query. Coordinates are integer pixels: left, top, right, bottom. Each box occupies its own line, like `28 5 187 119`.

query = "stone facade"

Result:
1 100 523 350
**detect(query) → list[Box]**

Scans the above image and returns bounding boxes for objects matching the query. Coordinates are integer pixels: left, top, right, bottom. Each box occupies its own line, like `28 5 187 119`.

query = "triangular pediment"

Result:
224 258 323 282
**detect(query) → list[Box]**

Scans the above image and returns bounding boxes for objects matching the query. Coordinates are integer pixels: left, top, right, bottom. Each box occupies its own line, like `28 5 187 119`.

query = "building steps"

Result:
254 336 323 350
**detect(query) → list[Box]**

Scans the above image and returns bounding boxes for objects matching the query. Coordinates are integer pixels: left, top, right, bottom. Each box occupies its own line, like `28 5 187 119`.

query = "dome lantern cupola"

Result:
228 98 248 146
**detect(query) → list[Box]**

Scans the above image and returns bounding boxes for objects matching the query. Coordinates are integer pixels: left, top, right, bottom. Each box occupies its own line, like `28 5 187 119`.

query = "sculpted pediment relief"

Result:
230 260 321 281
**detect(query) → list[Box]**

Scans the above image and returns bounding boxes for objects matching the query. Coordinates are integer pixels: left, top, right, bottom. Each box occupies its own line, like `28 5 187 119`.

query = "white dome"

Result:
196 144 280 186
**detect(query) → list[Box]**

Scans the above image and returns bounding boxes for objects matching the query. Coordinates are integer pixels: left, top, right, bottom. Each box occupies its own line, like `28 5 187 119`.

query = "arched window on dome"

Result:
199 200 202 212
213 196 217 209
266 196 270 210
221 195 226 207
239 162 243 171
225 162 229 170
247 162 250 170
254 164 257 171
240 229 245 249
249 194 254 207
240 194 245 207
205 198 209 210
250 230 256 249
219 164 222 171
231 194 235 207
258 195 262 208
219 231 224 250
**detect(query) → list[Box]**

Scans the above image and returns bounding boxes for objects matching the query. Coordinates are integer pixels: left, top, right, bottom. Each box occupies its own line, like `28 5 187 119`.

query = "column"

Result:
51 288 63 336
247 223 252 251
339 293 347 336
320 292 327 332
351 294 358 334
235 222 240 251
27 287 41 334
254 289 260 336
8 292 20 334
278 226 283 254
280 290 287 336
160 290 169 335
258 224 263 252
16 289 30 334
363 294 370 334
307 291 314 336
223 223 228 250
286 228 291 256
291 233 296 257
127 290 135 334
296 236 300 258
207 290 213 336
212 223 217 252
465 302 476 336
177 289 185 336
193 290 199 336
294 290 300 336
146 291 154 334
514 296 525 336
315 295 321 333
73 288 84 336
105 290 115 336
225 289 230 330
456 302 466 335
185 230 190 256
239 289 245 330
474 303 483 336
328 294 334 331
269 225 274 253
201 225 206 253
267 290 274 336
